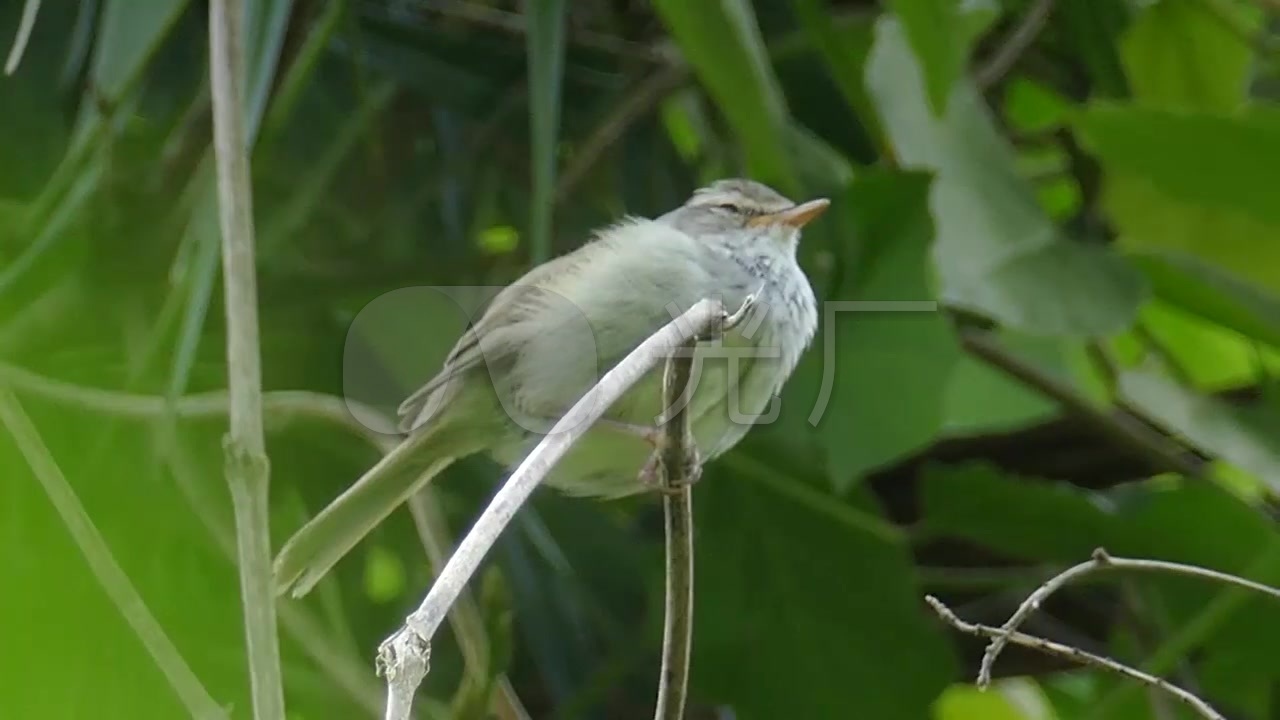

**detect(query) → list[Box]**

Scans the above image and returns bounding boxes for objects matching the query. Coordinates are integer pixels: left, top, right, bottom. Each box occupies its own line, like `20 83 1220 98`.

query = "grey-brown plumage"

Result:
273 178 828 597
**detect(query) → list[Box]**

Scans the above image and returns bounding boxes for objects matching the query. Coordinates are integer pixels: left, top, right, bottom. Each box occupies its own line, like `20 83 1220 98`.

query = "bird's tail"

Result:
272 420 484 598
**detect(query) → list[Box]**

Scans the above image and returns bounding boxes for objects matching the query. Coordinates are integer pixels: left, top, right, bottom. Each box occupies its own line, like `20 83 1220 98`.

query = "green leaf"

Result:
886 0 964 115
1004 78 1072 134
1080 105 1280 227
90 0 191 102
1120 0 1257 112
244 0 295 140
867 17 1145 336
1118 369 1280 495
652 0 797 192
1054 0 1131 98
1132 300 1273 390
526 0 566 264
815 170 961 486
1078 105 1280 294
920 463 1120 563
1127 250 1280 349
694 471 953 720
942 330 1071 435
934 680 1058 720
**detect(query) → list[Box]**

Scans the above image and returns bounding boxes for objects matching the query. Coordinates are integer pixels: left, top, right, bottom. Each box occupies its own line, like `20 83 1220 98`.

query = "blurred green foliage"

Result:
2 1 1280 719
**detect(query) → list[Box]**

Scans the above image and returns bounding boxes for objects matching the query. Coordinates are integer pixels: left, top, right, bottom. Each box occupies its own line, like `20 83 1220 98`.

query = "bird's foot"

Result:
638 442 703 496
594 418 703 494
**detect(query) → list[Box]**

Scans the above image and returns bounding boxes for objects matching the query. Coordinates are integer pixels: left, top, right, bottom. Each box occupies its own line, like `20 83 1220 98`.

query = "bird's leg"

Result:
595 418 667 448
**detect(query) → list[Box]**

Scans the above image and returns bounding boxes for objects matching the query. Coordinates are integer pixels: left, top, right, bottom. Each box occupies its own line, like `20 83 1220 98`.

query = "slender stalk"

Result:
4 0 41 75
378 298 741 720
209 0 285 716
0 360 396 443
0 388 227 719
925 596 1223 720
974 0 1055 89
652 344 699 720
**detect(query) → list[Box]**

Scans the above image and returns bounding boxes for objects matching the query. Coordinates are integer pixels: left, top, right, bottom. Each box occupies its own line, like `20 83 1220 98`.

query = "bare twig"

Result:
0 388 228 719
974 0 1055 89
925 595 1224 720
406 492 531 720
209 0 286 715
978 547 1280 687
4 0 40 75
378 298 740 720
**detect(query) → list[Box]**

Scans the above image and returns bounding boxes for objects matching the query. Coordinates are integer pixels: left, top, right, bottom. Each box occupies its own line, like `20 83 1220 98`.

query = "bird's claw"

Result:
638 442 703 496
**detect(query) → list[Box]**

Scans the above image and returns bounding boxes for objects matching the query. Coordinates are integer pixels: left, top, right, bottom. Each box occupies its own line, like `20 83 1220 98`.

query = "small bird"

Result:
273 178 828 597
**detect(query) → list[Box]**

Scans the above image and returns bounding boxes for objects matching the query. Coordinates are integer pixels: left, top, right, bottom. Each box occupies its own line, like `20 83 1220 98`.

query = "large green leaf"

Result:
1127 250 1280 350
941 330 1077 435
921 463 1121 563
694 467 953 719
934 681 1057 720
1131 300 1276 390
1119 0 1257 113
1087 0 1278 306
867 17 1145 336
813 170 961 487
652 0 797 191
1118 369 1280 495
886 0 963 115
1055 0 1131 97
1080 106 1280 228
1078 105 1280 293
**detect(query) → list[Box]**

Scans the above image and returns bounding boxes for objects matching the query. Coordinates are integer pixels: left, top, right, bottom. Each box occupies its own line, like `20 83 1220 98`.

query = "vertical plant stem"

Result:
209 0 286 717
652 349 697 720
526 0 567 264
0 388 227 719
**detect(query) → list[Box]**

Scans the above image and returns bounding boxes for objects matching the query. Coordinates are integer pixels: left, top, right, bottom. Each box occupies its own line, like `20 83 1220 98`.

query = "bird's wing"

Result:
396 240 605 431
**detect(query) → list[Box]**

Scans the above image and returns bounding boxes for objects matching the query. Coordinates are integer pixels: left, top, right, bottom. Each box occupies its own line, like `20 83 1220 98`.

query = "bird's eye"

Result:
716 202 742 214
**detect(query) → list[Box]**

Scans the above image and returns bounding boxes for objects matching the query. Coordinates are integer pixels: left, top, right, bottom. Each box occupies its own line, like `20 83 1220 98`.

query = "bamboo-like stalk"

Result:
208 0 286 716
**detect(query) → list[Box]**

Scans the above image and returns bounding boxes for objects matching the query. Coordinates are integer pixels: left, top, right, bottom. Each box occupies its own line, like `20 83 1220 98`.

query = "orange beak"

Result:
747 198 831 229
